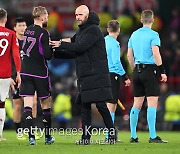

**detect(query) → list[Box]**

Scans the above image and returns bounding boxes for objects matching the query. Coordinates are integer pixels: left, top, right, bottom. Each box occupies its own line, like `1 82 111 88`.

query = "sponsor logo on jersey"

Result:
0 32 9 36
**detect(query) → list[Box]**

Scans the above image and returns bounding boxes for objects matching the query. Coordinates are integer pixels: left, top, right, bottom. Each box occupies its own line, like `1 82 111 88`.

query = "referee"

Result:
127 10 168 143
105 20 130 141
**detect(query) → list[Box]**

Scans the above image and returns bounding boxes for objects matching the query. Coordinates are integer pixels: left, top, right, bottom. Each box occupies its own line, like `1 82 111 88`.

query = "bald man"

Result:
51 5 117 145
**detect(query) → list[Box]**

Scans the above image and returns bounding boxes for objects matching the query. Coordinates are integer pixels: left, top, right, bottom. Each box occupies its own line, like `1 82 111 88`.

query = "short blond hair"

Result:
32 6 48 19
141 10 154 24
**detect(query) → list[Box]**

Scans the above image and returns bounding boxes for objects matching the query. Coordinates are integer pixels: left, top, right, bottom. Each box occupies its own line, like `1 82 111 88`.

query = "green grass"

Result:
0 131 180 154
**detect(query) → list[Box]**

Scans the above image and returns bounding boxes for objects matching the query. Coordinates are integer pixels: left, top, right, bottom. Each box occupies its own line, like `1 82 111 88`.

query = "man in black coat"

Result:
51 5 116 144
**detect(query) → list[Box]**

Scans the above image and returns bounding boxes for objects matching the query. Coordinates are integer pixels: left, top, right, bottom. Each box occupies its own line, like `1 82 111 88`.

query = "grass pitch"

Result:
0 131 180 154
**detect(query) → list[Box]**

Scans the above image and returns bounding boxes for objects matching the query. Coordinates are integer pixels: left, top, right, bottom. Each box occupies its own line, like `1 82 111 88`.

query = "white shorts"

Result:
0 78 11 102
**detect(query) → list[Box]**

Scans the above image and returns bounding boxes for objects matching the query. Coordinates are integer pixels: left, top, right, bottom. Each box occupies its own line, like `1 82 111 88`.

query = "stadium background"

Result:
0 0 180 132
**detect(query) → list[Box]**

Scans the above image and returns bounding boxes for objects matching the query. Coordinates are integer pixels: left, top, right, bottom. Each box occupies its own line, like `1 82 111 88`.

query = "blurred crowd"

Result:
2 0 180 131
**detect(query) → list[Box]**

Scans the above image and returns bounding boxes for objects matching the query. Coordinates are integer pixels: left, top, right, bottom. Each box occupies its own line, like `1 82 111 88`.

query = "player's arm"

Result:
12 33 21 88
61 38 71 42
60 29 98 54
111 44 126 76
152 46 167 82
152 46 162 66
41 31 53 60
127 48 135 71
151 33 167 82
127 36 135 71
53 48 77 59
49 34 76 47
51 28 99 53
60 34 76 43
111 44 130 86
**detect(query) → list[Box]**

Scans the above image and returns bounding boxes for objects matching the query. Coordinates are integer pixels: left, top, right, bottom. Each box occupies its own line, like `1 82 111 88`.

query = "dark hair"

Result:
107 20 120 33
14 17 26 27
0 8 7 21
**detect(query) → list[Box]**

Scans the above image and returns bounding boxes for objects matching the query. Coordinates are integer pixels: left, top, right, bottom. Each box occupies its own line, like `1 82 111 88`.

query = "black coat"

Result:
54 12 113 104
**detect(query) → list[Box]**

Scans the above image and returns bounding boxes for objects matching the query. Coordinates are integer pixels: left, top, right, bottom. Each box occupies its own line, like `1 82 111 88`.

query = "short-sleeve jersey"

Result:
128 27 160 64
105 35 125 76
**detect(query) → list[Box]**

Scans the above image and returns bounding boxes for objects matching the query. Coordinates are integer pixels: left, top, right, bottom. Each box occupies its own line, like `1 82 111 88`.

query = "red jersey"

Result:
0 26 21 78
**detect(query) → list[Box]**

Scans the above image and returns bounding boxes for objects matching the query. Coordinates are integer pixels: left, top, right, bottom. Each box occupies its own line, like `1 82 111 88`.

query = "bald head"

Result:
76 5 89 15
75 5 90 25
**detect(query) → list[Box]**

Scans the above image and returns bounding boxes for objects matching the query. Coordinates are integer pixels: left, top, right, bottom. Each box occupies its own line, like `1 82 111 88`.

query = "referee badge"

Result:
115 76 118 80
154 70 157 74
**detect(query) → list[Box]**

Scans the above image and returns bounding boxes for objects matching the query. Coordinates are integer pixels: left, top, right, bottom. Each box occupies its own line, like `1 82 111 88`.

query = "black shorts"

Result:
133 64 160 97
20 75 51 98
108 73 121 104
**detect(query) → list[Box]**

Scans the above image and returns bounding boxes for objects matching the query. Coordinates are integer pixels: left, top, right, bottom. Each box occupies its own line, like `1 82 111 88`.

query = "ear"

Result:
3 17 7 24
118 28 120 35
14 26 16 31
39 15 43 22
140 19 143 24
151 18 154 23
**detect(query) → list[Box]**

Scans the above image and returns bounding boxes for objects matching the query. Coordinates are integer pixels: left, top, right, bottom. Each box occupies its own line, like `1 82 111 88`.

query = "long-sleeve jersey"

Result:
12 39 24 79
20 25 52 78
0 26 21 78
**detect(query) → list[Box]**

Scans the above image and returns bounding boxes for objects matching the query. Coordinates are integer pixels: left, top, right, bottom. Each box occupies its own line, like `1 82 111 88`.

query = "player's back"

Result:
21 25 52 78
129 27 160 64
0 26 19 78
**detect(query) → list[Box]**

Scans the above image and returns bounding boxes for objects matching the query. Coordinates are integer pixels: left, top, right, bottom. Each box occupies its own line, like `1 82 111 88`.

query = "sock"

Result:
0 108 5 137
24 107 34 139
106 112 115 139
14 122 21 134
110 112 115 123
42 108 51 138
147 107 157 139
130 107 140 139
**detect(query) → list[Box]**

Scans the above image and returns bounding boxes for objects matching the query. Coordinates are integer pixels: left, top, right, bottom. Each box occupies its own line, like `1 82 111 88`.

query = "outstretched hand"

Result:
49 41 60 48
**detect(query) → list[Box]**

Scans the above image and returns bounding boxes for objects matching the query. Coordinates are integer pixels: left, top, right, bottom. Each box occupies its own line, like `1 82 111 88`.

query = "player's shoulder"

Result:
133 27 142 34
150 29 159 36
41 28 49 35
87 24 101 34
0 27 15 35
26 25 49 36
130 27 142 37
35 25 49 35
129 30 137 38
105 35 110 41
105 35 118 44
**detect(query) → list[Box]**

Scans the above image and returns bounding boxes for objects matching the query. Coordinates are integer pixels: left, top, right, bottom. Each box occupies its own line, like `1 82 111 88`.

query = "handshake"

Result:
49 38 71 48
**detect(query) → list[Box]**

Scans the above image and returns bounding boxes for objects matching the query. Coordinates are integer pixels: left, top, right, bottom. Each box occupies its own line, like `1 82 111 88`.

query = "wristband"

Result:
121 73 129 81
59 39 62 46
158 65 166 74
